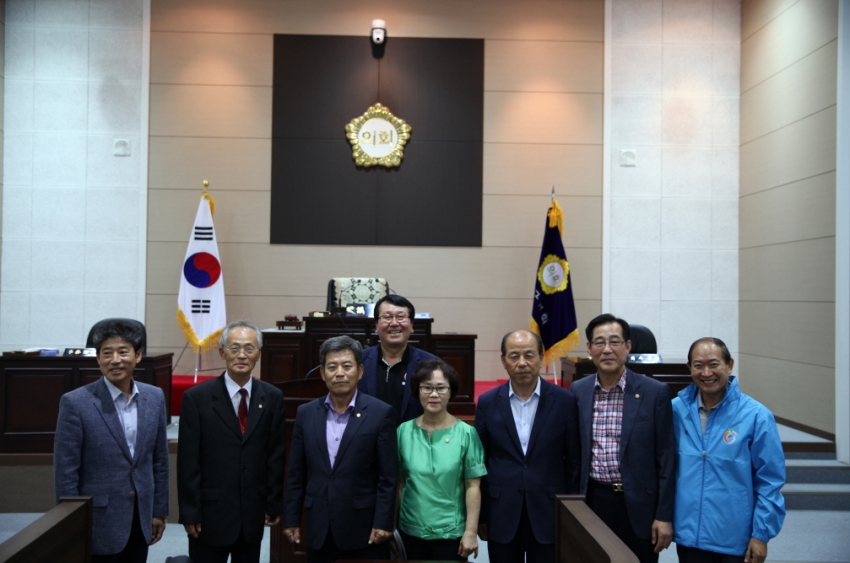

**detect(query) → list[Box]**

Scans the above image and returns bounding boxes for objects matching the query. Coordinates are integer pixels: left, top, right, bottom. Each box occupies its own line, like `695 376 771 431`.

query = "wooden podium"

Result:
0 353 173 454
261 316 476 411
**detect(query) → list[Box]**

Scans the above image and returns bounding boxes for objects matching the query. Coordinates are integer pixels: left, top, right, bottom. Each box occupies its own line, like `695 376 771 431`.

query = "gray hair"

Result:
319 335 363 367
219 320 263 349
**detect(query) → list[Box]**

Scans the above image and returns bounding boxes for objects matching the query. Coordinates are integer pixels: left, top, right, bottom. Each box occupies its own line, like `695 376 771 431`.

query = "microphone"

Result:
303 364 322 379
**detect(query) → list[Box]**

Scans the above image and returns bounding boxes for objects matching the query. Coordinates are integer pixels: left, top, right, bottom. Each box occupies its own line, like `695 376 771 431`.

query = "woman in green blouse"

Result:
397 358 487 561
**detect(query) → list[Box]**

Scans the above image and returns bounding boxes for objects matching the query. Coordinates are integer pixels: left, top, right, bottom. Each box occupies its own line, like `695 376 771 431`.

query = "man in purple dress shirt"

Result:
283 336 397 563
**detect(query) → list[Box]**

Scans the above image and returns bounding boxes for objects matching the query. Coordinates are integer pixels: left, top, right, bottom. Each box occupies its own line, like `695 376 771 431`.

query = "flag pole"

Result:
551 186 555 201
194 351 200 383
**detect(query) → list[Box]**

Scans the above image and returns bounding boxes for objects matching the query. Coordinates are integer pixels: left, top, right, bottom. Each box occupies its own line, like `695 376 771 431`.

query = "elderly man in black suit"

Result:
572 314 675 563
177 320 286 563
284 335 397 563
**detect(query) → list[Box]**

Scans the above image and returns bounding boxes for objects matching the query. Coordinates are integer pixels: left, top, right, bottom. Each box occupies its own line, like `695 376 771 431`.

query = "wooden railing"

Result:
0 497 92 563
556 495 639 563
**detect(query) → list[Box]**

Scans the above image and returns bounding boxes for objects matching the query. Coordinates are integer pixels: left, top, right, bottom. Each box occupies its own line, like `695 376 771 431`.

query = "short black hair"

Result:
373 294 415 320
91 320 145 353
500 330 544 357
687 337 732 365
410 358 459 400
319 335 363 367
585 313 631 342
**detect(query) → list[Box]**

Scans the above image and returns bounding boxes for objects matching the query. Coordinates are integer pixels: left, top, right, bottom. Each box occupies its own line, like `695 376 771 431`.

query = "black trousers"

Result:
306 528 390 563
398 529 465 561
585 480 658 563
92 498 148 563
677 544 745 563
487 499 554 563
188 528 262 563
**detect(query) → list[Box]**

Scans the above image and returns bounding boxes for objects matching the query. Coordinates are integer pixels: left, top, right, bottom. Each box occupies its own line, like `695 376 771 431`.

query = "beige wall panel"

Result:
412 296 600 356
739 237 835 302
151 0 603 42
741 0 837 92
741 0 799 41
484 92 603 145
740 41 837 143
149 137 271 190
151 32 273 86
347 246 600 301
483 143 602 196
149 84 272 138
483 195 601 248
740 106 836 196
740 171 835 248
485 40 603 93
148 188 269 243
739 301 835 368
737 352 834 433
147 241 353 300
146 293 322 348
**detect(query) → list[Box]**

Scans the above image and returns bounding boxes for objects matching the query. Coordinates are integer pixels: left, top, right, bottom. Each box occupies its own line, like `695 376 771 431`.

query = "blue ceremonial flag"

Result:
530 197 579 365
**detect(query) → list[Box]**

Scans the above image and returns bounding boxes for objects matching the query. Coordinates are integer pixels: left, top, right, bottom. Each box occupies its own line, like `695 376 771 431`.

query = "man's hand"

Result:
183 523 201 539
369 528 392 544
283 527 301 544
265 514 280 526
150 518 165 545
477 523 488 542
651 520 673 553
458 530 479 559
744 538 767 563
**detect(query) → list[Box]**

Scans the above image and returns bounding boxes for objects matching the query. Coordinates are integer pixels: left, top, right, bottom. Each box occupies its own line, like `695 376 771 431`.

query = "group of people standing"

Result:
52 296 786 563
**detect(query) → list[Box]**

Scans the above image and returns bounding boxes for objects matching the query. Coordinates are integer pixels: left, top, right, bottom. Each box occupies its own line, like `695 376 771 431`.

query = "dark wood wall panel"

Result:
271 35 483 247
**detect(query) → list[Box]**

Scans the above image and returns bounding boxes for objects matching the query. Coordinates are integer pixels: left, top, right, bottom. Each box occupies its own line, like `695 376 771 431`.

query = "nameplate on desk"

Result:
344 303 370 317
63 348 96 357
628 354 662 364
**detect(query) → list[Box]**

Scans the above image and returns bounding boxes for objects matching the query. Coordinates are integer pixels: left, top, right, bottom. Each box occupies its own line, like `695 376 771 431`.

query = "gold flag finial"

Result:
200 180 215 216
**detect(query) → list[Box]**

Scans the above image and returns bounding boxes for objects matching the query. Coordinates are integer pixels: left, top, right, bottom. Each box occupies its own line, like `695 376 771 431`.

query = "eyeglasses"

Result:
419 385 450 395
226 345 258 355
378 313 410 324
590 339 625 350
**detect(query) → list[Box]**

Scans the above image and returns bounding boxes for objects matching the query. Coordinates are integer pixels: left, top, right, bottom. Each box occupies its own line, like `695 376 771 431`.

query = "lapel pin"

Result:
635 394 640 398
259 404 263 409
356 413 361 418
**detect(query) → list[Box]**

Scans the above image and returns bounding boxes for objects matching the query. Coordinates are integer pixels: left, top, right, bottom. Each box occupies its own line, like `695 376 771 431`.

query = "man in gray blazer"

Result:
572 314 675 563
54 319 169 563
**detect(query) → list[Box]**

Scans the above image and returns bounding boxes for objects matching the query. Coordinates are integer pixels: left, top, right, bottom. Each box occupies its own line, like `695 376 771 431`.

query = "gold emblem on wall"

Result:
345 103 412 167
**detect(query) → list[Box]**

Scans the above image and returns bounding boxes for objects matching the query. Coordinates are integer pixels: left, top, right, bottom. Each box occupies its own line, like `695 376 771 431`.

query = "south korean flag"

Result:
177 192 226 353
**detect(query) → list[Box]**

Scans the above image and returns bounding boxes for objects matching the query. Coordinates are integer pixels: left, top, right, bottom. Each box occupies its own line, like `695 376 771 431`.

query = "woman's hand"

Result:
458 529 479 559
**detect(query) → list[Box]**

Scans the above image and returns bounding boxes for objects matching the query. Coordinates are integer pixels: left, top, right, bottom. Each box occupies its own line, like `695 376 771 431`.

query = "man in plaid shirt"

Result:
572 314 675 563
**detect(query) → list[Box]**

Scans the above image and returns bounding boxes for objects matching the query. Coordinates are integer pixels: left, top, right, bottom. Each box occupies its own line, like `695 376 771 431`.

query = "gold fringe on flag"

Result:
530 320 580 367
177 308 223 354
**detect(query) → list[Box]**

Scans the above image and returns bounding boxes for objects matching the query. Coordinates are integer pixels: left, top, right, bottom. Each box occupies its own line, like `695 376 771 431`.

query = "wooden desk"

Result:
0 354 173 454
261 316 477 407
560 357 692 396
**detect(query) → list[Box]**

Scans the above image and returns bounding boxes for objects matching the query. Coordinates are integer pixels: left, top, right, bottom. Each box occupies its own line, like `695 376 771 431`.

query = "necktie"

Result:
238 388 249 434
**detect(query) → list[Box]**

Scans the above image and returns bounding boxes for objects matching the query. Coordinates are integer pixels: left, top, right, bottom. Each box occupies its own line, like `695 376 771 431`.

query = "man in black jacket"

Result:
178 320 286 563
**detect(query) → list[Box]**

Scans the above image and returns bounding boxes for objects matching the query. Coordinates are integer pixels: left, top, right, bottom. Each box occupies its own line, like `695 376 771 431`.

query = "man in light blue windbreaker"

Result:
672 337 785 563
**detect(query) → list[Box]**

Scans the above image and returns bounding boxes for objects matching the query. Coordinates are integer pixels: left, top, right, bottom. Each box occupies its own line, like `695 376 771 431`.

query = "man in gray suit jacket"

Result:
572 314 675 563
54 319 169 563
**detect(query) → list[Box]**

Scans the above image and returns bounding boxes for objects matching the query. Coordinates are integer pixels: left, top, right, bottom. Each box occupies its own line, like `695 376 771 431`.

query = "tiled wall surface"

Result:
607 0 741 361
1 0 146 352
739 0 838 433
145 0 606 378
